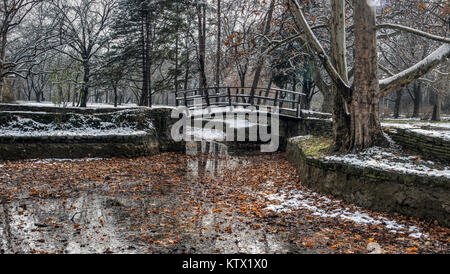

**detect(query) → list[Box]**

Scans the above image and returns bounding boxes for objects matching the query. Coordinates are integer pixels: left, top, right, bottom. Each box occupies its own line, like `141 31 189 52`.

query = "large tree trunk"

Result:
330 0 351 151
393 89 403 118
350 0 385 150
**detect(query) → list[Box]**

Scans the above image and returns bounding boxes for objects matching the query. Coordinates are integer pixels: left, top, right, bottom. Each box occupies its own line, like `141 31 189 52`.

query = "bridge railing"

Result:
168 87 305 119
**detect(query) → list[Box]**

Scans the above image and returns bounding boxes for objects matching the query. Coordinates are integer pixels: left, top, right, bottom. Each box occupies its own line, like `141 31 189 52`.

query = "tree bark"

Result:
197 2 209 104
249 0 275 104
139 12 149 106
412 82 422 118
393 89 403 118
431 90 441 121
330 0 351 151
113 85 118 108
80 62 90 108
351 0 385 150
215 0 221 88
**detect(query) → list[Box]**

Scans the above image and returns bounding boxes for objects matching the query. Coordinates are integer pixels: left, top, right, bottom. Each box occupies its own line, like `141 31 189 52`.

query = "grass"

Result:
291 136 332 157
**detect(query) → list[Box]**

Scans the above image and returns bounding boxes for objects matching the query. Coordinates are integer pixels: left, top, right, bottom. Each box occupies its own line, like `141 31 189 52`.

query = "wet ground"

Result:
0 141 448 254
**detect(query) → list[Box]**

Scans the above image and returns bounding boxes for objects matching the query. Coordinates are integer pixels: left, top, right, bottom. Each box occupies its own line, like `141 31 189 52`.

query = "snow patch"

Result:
264 189 426 239
322 146 450 179
185 127 226 141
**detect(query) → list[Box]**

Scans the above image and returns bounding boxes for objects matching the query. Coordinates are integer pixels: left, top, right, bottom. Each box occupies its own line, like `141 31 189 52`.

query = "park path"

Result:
0 141 448 254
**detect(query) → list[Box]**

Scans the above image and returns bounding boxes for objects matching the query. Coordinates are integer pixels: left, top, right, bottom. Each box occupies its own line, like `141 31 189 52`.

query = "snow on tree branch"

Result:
377 23 450 44
379 44 450 98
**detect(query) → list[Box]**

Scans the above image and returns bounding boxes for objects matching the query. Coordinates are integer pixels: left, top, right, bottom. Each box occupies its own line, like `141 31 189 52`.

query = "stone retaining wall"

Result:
385 127 450 163
0 103 144 114
286 139 450 227
0 135 158 160
0 107 184 160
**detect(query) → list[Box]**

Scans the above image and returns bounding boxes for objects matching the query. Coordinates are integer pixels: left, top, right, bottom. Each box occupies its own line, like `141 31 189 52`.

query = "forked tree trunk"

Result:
350 0 385 150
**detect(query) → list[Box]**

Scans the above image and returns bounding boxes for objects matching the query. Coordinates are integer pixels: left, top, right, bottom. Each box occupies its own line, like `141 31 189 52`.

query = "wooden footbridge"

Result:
153 87 306 119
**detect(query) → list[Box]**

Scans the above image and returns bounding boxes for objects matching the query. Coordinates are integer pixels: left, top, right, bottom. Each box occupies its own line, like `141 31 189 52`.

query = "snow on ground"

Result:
215 118 260 129
0 129 148 137
185 127 226 141
26 158 105 164
382 121 450 141
301 110 332 116
322 146 450 178
382 122 450 129
290 135 313 141
0 116 150 137
264 188 427 239
13 101 141 109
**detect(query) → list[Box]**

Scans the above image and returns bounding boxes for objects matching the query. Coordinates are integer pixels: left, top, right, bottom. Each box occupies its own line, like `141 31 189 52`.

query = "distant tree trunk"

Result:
139 11 152 107
432 90 441 121
321 90 332 113
113 85 118 108
393 89 403 118
80 62 90 107
215 0 221 88
140 15 148 106
249 0 275 104
197 2 208 104
412 82 422 118
184 51 190 91
301 77 313 110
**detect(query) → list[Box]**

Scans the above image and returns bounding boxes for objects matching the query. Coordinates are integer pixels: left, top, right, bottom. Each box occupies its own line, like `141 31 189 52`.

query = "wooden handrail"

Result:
169 86 306 96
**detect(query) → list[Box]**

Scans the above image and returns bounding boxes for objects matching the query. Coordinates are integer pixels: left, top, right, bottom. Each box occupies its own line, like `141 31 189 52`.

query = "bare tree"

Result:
0 0 48 102
50 0 116 107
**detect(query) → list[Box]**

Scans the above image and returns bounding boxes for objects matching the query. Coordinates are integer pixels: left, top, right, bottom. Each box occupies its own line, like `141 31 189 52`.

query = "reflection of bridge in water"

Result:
153 86 306 119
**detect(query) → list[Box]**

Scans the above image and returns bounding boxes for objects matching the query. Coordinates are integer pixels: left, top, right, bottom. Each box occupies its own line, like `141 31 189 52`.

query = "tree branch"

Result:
288 0 352 103
379 44 450 98
377 23 450 44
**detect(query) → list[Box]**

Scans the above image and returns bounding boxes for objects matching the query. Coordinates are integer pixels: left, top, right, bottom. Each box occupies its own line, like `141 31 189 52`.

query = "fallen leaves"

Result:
0 152 448 254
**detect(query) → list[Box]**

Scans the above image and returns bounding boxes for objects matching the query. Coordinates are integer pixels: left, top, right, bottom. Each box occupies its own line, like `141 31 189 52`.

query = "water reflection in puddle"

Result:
0 140 302 254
